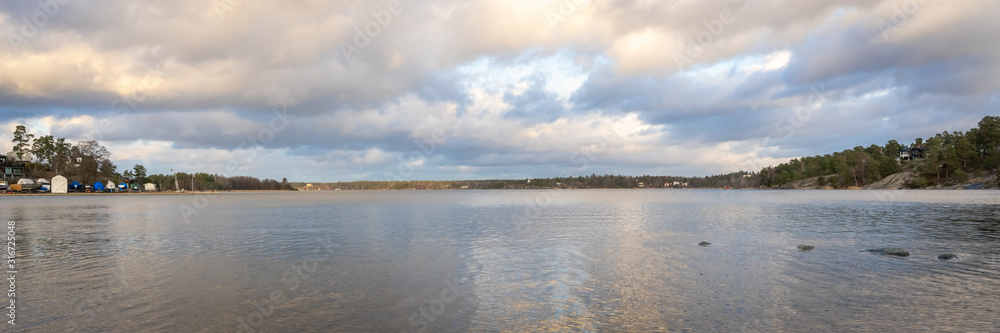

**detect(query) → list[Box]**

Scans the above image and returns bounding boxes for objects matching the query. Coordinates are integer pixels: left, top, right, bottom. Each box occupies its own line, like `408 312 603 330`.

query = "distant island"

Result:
290 172 755 191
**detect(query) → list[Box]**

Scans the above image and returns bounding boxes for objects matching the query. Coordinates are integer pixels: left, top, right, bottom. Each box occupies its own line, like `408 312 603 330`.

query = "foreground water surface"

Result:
3 190 999 332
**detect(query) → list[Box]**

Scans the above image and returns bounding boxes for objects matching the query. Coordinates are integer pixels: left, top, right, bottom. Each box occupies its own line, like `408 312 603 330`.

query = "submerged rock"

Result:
938 253 958 260
862 248 910 257
698 241 711 246
797 244 815 251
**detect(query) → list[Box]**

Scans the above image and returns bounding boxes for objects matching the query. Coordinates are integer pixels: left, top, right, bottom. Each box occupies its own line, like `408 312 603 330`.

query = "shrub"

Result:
911 177 929 188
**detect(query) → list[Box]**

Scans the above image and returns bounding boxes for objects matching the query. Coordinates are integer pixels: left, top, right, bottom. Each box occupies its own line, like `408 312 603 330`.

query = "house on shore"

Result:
0 156 26 182
899 147 926 160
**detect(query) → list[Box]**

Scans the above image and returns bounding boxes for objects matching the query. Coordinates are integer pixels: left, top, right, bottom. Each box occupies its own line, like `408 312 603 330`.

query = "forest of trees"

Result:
8 125 119 184
761 116 1000 188
7 125 293 191
143 173 293 191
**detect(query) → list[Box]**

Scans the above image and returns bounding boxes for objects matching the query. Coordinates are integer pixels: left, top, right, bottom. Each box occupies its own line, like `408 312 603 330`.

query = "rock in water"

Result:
938 254 958 260
862 248 910 257
797 244 815 251
698 241 711 246
884 249 910 257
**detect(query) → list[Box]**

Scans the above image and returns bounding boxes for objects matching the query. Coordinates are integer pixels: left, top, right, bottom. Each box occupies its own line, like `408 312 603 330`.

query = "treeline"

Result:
762 142 903 188
296 172 760 191
761 115 1000 188
8 125 294 191
8 125 119 184
138 173 294 191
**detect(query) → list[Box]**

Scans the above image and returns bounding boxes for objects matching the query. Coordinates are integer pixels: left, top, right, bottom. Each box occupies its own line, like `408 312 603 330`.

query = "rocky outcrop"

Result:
797 244 815 251
949 174 999 190
779 175 830 189
862 248 910 257
938 254 958 260
772 168 1000 190
863 172 915 189
698 241 711 246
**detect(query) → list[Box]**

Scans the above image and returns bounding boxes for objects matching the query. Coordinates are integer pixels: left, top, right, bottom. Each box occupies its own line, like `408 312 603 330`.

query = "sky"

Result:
1 0 998 182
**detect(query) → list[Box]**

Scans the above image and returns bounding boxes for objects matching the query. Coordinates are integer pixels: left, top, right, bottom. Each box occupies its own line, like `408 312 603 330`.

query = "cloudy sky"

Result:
2 0 998 181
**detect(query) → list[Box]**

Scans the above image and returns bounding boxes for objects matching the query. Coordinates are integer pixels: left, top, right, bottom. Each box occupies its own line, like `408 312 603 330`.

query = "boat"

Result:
17 178 41 192
37 178 50 193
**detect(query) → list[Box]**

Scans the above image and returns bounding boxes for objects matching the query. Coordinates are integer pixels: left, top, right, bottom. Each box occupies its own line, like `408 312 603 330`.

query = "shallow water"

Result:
3 190 999 331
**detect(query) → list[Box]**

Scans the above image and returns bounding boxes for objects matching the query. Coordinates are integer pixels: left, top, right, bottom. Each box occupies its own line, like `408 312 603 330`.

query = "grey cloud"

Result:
3 0 1000 180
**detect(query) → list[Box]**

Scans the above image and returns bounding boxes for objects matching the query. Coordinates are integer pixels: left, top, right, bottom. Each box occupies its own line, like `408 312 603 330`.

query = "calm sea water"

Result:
3 190 999 332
